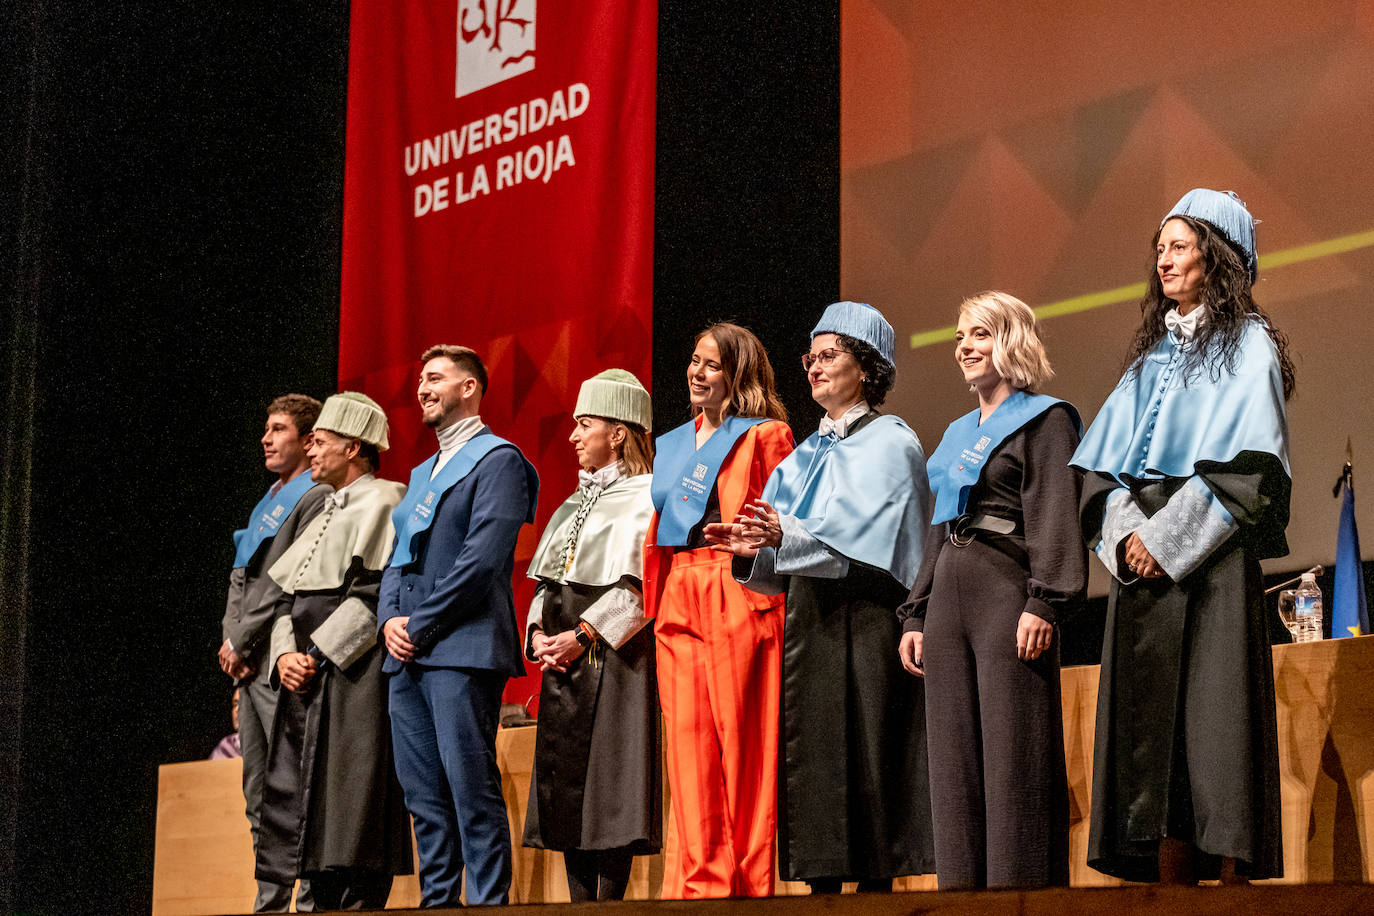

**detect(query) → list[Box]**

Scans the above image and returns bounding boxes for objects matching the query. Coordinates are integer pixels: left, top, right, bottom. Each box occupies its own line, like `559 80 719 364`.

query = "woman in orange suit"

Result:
644 322 793 898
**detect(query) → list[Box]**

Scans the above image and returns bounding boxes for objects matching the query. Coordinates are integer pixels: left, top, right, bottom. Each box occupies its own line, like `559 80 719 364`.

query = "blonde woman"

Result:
898 291 1086 889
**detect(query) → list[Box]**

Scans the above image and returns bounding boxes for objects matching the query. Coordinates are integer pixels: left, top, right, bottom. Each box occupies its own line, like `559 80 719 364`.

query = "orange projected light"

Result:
842 0 1374 580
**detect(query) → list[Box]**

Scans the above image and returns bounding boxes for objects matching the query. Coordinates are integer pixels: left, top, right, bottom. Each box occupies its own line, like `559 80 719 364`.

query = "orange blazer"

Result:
642 417 794 618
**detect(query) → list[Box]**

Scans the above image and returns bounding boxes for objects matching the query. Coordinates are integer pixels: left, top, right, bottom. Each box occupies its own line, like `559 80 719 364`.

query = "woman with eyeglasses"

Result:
896 291 1085 890
707 301 934 893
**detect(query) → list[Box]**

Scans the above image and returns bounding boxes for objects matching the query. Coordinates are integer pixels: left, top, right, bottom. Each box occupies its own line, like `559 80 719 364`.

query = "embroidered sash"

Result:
927 391 1076 524
231 471 318 569
651 415 768 546
388 433 511 568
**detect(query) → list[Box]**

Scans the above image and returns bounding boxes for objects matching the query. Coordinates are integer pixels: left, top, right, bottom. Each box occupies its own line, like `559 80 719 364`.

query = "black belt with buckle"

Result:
949 513 1018 547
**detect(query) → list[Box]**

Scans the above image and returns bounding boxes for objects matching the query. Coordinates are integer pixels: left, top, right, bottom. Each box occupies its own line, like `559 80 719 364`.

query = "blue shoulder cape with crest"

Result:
1070 318 1288 484
761 413 929 590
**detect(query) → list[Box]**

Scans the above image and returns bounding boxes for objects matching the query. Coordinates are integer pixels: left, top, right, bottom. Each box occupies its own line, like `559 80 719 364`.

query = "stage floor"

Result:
339 884 1374 916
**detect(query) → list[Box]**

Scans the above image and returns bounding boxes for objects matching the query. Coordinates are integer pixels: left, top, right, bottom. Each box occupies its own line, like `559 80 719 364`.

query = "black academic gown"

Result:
1081 452 1288 882
257 562 413 886
774 411 934 883
523 580 661 854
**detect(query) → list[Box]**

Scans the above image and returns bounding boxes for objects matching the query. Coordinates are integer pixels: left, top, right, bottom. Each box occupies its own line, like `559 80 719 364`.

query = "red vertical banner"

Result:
339 1 657 704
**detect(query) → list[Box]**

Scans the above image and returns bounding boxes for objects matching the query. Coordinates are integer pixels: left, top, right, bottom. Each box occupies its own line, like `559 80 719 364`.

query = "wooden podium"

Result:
153 636 1374 913
152 725 665 914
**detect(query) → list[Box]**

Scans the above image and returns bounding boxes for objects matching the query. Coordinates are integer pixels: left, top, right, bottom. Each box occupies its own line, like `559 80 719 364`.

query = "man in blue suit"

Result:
380 344 538 907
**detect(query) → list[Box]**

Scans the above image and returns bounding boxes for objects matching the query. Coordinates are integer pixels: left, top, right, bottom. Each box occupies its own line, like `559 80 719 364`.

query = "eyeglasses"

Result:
802 347 848 371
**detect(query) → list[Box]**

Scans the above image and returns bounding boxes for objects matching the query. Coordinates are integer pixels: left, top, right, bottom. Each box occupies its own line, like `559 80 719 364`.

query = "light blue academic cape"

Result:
762 413 929 590
1070 318 1289 483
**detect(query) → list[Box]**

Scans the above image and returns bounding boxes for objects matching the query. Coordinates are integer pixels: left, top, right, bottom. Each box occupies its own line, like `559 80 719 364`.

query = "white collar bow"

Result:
578 462 623 493
818 401 871 439
1164 307 1206 342
325 474 373 510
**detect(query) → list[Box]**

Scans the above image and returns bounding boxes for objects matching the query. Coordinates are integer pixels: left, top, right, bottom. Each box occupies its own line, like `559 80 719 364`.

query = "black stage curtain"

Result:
2 3 349 912
653 1 841 438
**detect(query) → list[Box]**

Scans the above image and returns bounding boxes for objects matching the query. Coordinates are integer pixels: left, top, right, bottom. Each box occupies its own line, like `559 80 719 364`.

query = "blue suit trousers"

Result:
389 665 511 906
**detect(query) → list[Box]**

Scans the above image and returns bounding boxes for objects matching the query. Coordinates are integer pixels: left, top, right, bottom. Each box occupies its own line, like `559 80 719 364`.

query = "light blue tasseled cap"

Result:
811 300 895 368
1163 188 1258 283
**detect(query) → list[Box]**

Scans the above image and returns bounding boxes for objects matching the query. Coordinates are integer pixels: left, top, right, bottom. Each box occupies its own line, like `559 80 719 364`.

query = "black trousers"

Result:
563 847 634 902
240 673 315 912
306 868 392 910
922 536 1069 889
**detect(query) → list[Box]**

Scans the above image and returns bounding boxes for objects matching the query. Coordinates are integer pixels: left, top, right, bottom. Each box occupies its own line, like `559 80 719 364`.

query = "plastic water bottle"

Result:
1293 572 1324 643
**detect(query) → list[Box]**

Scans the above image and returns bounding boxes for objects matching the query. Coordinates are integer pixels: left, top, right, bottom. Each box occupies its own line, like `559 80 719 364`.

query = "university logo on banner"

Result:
457 0 536 97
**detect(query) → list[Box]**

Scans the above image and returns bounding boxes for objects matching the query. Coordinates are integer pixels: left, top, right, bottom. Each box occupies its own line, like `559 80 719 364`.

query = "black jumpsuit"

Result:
899 404 1085 890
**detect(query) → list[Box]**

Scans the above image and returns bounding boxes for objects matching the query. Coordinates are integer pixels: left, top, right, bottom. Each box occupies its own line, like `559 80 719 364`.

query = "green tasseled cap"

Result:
315 391 390 450
573 369 652 431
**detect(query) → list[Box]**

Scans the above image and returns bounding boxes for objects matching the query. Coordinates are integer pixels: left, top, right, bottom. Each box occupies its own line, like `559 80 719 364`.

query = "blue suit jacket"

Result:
379 433 538 677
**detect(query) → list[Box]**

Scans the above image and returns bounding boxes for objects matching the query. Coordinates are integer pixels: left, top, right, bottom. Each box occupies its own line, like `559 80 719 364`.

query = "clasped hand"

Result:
1121 532 1166 580
217 639 255 680
382 616 417 663
530 629 586 673
277 652 317 693
703 500 782 558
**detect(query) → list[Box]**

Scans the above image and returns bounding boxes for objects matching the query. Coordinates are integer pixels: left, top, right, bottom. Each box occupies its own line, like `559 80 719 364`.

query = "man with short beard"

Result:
219 393 328 913
380 345 538 907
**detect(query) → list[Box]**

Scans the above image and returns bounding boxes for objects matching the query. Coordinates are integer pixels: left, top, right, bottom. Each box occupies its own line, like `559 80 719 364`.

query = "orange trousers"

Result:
655 548 783 898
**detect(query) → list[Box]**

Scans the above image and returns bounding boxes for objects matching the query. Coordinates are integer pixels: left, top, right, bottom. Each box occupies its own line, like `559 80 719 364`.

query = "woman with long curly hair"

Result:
1071 189 1294 885
644 322 793 898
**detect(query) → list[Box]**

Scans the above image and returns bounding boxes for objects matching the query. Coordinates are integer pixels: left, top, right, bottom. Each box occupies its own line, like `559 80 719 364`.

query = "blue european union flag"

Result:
1333 475 1369 638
